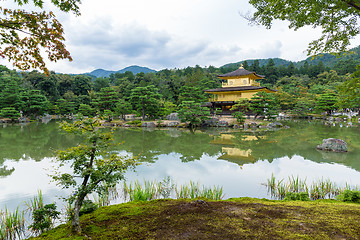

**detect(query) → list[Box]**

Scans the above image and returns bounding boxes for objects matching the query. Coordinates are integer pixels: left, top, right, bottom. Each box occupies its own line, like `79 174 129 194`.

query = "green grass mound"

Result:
31 198 360 239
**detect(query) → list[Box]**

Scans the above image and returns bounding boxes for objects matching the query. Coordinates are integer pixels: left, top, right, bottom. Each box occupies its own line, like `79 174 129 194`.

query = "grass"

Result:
0 206 26 240
29 198 360 239
267 174 359 200
123 179 224 201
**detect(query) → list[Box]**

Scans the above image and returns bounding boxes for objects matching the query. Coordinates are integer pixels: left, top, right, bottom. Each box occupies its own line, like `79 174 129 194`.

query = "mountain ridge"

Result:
221 45 360 69
83 65 157 78
79 46 360 77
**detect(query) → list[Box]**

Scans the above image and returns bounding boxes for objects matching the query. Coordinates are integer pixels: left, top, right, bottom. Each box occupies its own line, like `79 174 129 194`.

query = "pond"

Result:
0 120 359 212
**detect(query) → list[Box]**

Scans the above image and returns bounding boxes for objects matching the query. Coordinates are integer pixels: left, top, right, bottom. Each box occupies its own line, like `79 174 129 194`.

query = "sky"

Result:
2 0 360 74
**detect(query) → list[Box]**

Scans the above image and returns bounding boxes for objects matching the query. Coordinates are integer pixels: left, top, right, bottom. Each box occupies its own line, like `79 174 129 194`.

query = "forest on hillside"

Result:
0 57 358 122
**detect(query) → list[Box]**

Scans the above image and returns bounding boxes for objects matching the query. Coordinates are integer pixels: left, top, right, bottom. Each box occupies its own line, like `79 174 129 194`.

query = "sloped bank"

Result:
31 198 360 240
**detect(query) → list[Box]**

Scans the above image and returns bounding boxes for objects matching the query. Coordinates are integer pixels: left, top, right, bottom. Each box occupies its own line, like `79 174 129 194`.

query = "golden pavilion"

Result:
204 65 276 114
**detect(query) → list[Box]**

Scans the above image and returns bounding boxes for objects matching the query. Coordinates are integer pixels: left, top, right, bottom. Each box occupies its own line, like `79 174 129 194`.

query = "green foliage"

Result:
283 192 310 201
52 118 140 233
267 175 359 201
336 190 360 203
0 207 25 240
114 99 133 120
248 0 360 55
0 107 20 121
94 87 119 112
127 119 142 125
177 101 210 129
122 179 223 202
79 200 98 216
78 104 95 117
123 180 159 201
250 91 279 119
232 111 245 125
337 68 360 109
29 204 60 235
315 91 338 114
129 85 161 120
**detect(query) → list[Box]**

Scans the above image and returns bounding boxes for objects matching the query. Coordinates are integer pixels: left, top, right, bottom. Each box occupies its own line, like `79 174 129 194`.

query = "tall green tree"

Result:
26 90 49 117
178 101 210 130
114 99 132 120
337 70 360 109
52 118 139 233
129 85 161 120
73 75 92 96
315 91 338 114
250 91 279 119
95 87 119 113
0 79 23 110
0 107 21 121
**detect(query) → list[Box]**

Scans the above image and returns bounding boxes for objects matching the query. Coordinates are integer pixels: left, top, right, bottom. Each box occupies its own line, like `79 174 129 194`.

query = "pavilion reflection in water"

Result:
210 133 266 166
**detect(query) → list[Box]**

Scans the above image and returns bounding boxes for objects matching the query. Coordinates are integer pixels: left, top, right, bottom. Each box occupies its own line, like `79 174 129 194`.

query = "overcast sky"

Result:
2 0 360 74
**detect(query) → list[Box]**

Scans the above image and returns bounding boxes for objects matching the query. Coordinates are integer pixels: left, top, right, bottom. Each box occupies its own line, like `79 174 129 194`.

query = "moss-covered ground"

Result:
30 198 360 239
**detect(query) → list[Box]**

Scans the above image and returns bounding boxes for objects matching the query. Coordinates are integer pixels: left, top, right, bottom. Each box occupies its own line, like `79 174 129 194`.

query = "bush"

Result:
127 119 142 125
79 200 98 216
283 192 310 201
337 190 360 203
29 204 60 235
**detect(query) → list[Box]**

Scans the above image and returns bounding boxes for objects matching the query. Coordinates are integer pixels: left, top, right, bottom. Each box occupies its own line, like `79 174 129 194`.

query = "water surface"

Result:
0 120 359 211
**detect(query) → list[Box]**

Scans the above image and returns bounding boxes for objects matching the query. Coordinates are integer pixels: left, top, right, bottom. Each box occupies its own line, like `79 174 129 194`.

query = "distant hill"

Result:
222 58 292 69
222 46 360 69
84 65 157 78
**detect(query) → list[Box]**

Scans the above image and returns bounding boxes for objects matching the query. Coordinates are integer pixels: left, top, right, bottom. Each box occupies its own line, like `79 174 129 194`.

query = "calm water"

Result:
0 120 359 211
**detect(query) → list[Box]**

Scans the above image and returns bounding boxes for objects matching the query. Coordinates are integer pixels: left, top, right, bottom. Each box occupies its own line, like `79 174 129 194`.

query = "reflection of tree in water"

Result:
228 121 360 171
0 166 15 177
0 121 83 177
112 128 221 163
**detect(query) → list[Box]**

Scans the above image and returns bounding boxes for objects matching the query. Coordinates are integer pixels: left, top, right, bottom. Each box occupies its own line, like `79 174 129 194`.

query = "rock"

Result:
141 122 156 128
316 138 347 152
203 117 220 127
217 120 228 127
335 117 342 122
267 122 283 128
166 113 179 121
165 121 179 127
250 122 258 128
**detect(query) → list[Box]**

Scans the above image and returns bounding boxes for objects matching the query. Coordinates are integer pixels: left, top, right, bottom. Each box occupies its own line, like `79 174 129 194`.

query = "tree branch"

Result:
343 0 360 11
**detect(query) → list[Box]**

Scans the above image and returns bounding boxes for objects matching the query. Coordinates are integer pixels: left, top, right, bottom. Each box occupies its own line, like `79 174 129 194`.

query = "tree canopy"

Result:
248 0 360 55
0 0 81 74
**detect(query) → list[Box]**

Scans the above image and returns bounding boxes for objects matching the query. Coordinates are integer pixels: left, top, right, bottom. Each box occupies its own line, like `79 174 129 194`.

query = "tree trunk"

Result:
71 140 96 233
142 99 145 121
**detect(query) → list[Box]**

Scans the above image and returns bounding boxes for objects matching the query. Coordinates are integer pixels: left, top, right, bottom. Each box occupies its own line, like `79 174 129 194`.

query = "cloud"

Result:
61 17 228 72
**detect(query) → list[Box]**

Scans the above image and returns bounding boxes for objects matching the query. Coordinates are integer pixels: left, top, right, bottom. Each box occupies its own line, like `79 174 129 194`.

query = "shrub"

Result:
127 119 142 125
337 190 360 203
29 204 60 235
283 192 310 201
79 200 98 216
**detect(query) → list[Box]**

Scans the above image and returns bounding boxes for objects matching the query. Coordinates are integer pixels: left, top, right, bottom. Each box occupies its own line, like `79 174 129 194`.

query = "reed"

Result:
93 184 119 207
123 180 159 201
200 186 224 200
0 207 26 240
158 176 175 199
24 190 44 214
123 178 224 201
266 174 360 200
